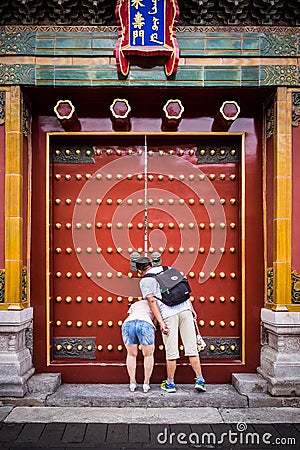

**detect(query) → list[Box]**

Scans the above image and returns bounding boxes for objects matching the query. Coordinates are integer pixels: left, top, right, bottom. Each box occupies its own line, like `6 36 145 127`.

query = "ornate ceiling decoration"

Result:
0 0 299 26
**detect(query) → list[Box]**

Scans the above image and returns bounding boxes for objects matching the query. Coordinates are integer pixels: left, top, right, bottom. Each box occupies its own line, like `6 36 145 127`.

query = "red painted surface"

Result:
0 123 4 268
28 86 269 383
292 124 300 271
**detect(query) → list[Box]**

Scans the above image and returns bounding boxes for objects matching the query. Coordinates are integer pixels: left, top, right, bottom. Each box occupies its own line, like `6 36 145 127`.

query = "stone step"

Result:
1 382 300 408
45 383 248 408
232 373 268 395
27 373 61 394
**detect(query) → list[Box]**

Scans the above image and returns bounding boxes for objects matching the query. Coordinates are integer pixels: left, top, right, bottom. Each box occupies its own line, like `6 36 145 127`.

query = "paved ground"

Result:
1 405 300 450
1 383 299 449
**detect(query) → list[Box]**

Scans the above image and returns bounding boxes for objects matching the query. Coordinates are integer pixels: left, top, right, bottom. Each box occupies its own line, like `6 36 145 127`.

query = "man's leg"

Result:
166 359 177 380
189 355 202 377
179 310 204 377
162 315 179 388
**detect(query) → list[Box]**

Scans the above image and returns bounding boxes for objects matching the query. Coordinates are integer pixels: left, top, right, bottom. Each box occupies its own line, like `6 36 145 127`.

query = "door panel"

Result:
48 133 244 382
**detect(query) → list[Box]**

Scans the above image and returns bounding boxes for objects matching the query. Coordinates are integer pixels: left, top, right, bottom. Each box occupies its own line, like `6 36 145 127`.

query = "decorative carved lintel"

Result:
292 270 300 304
0 91 5 125
0 269 4 303
53 336 96 359
292 92 300 127
0 268 27 304
196 141 240 164
267 267 273 303
199 337 241 359
267 267 300 304
23 95 30 137
51 144 95 164
266 101 274 138
1 1 300 27
22 268 27 303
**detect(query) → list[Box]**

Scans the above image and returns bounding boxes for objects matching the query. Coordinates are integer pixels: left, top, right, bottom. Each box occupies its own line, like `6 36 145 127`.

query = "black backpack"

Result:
143 266 192 306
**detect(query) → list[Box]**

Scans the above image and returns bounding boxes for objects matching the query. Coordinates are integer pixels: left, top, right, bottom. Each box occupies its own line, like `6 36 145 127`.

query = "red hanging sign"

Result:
115 0 180 78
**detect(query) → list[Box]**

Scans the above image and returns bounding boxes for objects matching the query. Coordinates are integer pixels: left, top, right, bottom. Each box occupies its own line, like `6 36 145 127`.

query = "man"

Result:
135 256 206 393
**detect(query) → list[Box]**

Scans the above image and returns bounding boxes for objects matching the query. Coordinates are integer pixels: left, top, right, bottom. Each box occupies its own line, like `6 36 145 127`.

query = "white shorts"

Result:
162 309 198 360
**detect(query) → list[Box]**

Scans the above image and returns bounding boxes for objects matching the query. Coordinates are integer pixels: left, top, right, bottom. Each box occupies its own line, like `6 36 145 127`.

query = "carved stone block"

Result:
0 308 35 397
258 308 300 396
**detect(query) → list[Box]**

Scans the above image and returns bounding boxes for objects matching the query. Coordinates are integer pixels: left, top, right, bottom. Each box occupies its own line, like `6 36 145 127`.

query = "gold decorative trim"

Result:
272 88 292 309
3 86 25 310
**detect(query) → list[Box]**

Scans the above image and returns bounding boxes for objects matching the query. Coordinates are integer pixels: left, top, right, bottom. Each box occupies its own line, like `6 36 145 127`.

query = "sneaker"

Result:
195 378 206 392
129 383 137 392
143 383 150 393
161 380 176 393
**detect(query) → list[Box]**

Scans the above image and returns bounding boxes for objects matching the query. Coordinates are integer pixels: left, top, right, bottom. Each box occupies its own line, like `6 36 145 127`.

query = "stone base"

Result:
0 308 35 397
258 308 300 396
0 369 35 397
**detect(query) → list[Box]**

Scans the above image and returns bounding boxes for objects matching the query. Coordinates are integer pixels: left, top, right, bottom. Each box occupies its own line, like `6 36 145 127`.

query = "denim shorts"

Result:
122 320 155 346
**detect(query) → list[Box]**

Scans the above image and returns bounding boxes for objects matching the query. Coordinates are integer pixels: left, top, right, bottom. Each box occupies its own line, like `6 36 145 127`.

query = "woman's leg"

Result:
141 344 155 384
125 344 138 384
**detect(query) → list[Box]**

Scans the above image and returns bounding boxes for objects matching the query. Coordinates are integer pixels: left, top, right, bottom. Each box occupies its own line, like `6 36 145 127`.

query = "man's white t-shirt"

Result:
139 266 191 320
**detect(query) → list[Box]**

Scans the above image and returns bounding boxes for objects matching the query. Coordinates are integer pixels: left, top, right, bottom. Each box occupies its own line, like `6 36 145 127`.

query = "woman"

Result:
121 299 155 393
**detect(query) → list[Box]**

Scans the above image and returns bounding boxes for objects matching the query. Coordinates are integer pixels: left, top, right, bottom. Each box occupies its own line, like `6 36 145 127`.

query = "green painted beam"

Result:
0 30 299 57
1 63 298 87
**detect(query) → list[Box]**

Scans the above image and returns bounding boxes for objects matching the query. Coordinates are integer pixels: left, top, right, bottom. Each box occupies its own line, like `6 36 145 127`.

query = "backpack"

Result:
143 266 192 306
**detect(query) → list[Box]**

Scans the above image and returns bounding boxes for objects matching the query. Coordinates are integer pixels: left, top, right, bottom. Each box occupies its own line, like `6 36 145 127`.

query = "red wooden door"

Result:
46 133 246 382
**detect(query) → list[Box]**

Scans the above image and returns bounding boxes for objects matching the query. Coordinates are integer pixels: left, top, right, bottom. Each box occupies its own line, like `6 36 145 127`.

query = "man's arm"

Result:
146 294 169 335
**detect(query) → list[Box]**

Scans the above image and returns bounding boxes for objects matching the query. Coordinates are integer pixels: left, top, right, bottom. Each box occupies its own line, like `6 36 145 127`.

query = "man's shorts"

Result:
122 319 155 346
162 309 198 359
